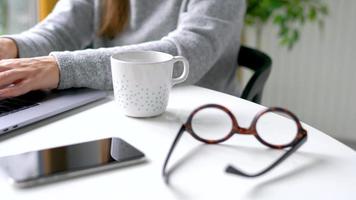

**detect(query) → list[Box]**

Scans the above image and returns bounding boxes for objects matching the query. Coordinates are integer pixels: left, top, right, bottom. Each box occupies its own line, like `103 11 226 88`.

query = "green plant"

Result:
245 0 328 49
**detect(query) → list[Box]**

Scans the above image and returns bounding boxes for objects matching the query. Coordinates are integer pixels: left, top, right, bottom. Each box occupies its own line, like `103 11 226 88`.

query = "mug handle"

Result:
172 56 189 86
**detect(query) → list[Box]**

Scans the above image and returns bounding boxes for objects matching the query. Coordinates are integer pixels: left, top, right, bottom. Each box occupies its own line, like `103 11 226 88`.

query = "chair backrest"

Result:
238 45 272 104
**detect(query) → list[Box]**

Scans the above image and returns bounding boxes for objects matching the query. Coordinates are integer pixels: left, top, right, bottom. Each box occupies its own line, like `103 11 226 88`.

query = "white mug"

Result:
111 51 189 117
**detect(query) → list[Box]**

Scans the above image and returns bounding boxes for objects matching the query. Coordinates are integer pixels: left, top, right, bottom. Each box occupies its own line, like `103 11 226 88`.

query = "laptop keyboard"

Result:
0 91 49 117
0 98 39 117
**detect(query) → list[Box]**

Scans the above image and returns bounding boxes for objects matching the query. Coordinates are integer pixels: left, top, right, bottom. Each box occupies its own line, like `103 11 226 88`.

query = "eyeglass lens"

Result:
191 107 233 141
255 111 298 146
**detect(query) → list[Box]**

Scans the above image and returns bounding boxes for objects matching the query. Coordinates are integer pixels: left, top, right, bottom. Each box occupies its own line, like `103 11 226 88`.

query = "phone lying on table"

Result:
0 137 146 188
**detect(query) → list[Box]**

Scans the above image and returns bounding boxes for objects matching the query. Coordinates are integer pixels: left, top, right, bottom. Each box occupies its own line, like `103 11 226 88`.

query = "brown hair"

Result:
98 0 130 39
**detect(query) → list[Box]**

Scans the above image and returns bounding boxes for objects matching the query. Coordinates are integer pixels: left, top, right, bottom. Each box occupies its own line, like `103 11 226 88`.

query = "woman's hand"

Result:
0 56 60 98
0 38 18 59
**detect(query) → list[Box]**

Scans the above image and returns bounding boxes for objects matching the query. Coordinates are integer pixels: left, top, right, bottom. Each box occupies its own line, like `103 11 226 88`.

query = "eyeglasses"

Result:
162 104 307 183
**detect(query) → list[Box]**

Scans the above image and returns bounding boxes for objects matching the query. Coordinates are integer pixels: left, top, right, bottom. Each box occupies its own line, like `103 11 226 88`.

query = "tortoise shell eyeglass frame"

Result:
162 104 308 183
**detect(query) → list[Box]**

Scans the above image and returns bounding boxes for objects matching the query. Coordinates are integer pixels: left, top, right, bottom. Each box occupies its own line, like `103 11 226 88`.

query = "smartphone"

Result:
0 137 145 188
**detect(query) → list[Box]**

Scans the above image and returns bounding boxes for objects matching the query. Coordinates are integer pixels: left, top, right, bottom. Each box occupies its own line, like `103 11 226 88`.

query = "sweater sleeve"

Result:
50 0 246 90
4 0 94 58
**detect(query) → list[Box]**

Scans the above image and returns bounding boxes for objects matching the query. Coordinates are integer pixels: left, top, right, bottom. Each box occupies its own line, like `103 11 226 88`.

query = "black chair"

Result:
238 45 272 104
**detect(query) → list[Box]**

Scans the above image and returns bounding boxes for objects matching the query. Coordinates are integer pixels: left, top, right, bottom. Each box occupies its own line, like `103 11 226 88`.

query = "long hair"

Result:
98 0 129 39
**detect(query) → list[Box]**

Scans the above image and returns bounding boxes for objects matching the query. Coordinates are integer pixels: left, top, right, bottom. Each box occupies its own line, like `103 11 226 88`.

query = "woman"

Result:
0 0 245 98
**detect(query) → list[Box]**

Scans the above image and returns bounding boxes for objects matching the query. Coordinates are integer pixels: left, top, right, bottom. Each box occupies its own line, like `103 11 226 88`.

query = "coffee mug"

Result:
111 51 189 117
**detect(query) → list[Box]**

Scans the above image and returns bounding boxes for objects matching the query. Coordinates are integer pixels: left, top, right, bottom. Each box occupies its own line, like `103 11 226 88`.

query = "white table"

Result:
0 86 355 200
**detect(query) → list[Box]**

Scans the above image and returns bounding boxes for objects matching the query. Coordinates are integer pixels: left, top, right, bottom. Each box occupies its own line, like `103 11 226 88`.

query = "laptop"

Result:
0 88 107 135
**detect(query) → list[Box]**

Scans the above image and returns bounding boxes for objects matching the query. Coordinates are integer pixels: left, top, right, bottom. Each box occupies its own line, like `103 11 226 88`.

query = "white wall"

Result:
245 0 356 143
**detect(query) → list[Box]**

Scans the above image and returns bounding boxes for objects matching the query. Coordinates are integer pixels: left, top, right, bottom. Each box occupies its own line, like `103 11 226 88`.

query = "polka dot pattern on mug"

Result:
113 77 170 115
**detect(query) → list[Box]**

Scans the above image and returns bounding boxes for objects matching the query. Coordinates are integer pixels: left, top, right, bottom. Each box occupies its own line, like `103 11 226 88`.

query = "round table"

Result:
0 86 355 199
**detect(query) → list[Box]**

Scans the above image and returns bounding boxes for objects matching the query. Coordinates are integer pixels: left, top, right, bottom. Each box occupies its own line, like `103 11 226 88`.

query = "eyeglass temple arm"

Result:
225 134 308 178
162 125 186 183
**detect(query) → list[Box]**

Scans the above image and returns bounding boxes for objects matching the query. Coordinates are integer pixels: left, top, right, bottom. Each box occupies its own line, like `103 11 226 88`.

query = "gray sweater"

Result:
8 0 245 96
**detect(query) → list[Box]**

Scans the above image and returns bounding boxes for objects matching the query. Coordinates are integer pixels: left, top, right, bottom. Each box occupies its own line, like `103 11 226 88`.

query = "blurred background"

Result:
242 0 356 149
0 0 37 34
0 0 355 149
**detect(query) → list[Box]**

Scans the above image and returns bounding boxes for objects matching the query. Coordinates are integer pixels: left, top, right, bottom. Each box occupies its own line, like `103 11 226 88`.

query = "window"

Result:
0 0 38 34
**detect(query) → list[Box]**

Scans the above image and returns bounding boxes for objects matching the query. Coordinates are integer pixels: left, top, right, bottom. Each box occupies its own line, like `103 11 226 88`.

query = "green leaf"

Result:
245 0 328 49
273 15 285 25
308 7 317 21
320 5 329 15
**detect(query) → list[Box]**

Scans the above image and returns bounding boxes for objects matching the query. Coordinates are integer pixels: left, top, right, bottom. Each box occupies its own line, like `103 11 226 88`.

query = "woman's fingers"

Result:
0 80 31 98
0 56 59 99
0 69 29 98
0 67 10 73
0 63 12 72
0 59 16 72
0 69 26 88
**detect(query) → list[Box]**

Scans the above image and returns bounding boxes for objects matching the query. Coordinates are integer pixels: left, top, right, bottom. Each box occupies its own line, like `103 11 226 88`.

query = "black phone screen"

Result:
0 137 145 184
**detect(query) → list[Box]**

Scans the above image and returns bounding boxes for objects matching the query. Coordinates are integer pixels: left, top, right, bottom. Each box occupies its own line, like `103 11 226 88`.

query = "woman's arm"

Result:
51 0 246 90
3 0 94 58
0 0 94 98
0 0 246 98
